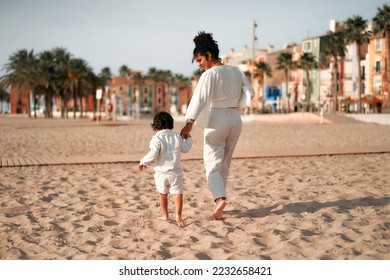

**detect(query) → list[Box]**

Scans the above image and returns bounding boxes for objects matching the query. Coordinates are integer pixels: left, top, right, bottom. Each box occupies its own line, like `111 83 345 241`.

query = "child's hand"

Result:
138 164 147 171
182 133 191 139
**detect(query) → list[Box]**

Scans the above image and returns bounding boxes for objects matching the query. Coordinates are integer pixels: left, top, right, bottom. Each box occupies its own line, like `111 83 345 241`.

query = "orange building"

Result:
10 86 29 114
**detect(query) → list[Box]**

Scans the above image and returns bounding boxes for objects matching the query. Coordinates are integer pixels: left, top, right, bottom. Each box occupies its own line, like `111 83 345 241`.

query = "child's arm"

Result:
181 135 193 153
138 136 160 171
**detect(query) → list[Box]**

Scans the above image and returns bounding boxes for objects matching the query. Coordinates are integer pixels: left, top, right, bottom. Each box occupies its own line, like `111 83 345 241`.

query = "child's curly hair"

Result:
151 111 174 130
192 31 221 62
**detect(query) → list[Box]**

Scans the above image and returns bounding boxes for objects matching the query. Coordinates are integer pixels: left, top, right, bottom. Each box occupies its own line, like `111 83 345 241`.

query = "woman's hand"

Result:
180 123 193 139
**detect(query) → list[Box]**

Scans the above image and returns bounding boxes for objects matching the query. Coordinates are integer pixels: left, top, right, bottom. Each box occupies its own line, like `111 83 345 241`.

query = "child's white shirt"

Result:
140 129 192 175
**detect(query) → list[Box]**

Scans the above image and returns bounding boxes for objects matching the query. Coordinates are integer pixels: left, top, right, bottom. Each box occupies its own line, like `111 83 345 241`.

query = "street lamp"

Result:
251 20 257 114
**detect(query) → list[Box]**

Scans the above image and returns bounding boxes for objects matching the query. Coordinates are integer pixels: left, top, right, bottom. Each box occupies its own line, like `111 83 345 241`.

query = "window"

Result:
157 87 162 106
375 61 381 73
143 87 149 104
304 42 311 51
375 39 382 51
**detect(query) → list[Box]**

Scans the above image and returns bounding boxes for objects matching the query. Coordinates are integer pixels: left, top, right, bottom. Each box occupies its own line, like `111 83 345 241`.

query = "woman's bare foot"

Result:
176 215 186 227
213 199 226 220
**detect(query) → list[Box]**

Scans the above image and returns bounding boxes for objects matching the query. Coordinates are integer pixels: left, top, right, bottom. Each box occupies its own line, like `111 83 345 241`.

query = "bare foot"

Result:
176 215 186 227
213 199 226 220
158 216 169 221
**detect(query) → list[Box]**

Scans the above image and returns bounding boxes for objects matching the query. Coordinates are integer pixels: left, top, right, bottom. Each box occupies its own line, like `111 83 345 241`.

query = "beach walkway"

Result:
2 145 390 168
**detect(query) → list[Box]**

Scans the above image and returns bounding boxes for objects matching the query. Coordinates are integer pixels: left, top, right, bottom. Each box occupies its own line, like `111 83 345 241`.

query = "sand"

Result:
0 113 389 260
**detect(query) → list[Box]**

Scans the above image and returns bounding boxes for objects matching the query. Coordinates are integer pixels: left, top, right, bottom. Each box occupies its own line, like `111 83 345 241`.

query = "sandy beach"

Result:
0 113 389 260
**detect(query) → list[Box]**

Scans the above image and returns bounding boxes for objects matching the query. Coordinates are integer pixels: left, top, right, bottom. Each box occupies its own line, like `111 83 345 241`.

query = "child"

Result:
139 111 192 227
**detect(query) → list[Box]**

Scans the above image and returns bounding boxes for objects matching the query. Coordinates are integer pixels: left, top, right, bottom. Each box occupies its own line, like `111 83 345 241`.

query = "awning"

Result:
342 95 382 104
362 95 382 104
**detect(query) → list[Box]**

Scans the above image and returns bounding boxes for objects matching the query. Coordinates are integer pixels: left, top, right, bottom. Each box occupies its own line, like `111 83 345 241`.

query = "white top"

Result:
185 65 255 126
140 129 192 175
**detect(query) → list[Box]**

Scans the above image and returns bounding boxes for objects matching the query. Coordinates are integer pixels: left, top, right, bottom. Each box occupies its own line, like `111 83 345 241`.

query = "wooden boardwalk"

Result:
2 146 390 168
0 155 134 168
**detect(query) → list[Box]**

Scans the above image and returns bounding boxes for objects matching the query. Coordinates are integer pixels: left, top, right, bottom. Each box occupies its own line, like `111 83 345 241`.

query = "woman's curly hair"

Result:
192 31 221 62
151 111 174 130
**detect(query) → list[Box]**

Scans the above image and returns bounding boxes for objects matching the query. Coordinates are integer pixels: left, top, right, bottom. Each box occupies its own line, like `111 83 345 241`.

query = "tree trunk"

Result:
45 94 50 118
93 93 96 119
28 90 32 118
65 95 69 118
79 95 83 118
73 87 77 119
61 97 65 118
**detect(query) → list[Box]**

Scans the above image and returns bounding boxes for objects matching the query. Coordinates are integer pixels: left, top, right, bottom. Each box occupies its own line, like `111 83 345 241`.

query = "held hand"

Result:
180 123 193 139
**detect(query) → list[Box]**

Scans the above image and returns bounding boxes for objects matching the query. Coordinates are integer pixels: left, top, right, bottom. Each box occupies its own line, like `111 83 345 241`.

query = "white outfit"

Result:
185 65 255 200
140 129 192 194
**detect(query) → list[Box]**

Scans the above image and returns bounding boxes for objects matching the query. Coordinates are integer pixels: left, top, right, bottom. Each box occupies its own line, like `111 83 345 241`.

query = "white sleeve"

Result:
139 136 160 165
181 137 193 153
185 72 213 123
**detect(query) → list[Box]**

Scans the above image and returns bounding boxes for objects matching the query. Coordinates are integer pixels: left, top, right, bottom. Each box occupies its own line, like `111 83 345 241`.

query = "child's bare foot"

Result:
158 216 169 221
176 215 185 227
213 199 226 220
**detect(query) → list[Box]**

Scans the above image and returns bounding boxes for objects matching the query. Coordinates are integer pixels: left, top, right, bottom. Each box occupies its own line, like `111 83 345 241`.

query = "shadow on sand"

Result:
232 196 390 218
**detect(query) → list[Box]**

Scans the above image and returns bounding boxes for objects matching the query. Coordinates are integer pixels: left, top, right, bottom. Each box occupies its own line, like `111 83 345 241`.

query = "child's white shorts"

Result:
154 173 183 195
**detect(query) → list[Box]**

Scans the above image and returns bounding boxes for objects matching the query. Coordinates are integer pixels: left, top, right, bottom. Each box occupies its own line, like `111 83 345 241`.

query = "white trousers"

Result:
203 108 242 200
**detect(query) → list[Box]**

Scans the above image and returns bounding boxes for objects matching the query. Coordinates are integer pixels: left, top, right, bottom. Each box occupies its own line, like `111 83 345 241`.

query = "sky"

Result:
0 0 387 78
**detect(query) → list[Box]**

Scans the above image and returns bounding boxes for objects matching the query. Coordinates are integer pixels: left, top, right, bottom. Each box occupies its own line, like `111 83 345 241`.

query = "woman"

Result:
180 31 255 220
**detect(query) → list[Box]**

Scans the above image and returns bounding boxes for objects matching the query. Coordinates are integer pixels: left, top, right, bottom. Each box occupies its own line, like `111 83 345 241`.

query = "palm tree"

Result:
147 67 159 81
192 69 204 80
373 4 390 109
35 50 58 118
322 31 347 112
276 52 293 112
67 58 90 118
298 52 318 112
1 49 38 118
147 68 175 112
255 61 272 113
97 67 112 118
98 67 112 89
174 73 191 86
84 70 98 119
344 15 371 113
52 47 72 118
119 65 130 77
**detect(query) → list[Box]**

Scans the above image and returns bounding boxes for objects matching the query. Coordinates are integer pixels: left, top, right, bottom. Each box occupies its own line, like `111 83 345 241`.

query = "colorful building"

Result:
108 73 192 118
